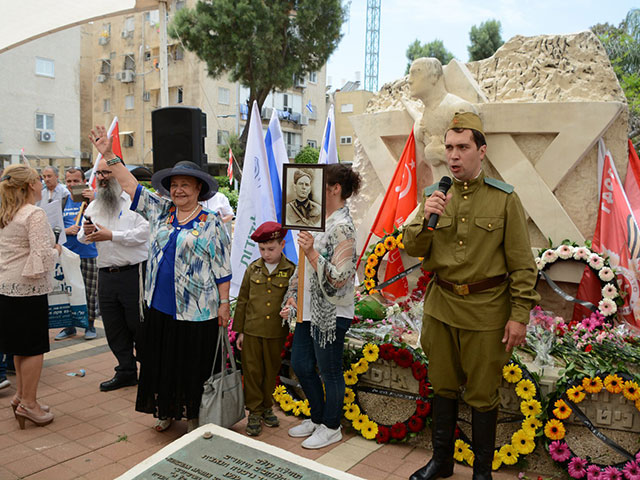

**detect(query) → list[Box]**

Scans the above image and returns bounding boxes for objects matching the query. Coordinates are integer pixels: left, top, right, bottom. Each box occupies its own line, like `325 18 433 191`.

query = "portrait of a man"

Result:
282 165 325 231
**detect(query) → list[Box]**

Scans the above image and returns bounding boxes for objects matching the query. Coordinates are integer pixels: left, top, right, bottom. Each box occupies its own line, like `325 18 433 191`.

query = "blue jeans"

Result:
290 317 351 430
0 353 6 379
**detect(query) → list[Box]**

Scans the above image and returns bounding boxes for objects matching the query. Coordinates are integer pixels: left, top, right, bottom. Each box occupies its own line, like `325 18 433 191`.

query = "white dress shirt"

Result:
77 191 149 269
36 183 69 207
201 192 233 217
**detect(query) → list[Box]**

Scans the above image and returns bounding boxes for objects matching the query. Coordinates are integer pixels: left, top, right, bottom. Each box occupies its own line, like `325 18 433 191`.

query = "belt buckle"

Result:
109 267 119 273
453 283 469 296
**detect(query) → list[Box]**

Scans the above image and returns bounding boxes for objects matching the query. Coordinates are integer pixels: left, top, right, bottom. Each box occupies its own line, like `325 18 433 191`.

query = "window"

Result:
102 23 111 35
103 99 111 113
122 133 134 148
100 59 111 75
175 0 186 11
340 103 354 113
307 140 317 148
144 51 151 62
177 87 183 104
217 130 230 145
35 58 54 77
124 54 135 71
218 87 230 105
35 113 54 130
340 136 352 145
125 95 134 110
174 46 184 61
145 10 159 25
309 71 318 83
123 16 135 35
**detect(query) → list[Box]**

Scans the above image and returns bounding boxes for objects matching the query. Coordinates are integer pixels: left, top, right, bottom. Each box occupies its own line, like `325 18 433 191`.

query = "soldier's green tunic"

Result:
403 171 539 410
233 254 295 415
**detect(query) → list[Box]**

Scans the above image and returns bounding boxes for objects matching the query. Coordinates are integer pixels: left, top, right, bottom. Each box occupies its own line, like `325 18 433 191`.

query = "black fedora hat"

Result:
151 161 218 201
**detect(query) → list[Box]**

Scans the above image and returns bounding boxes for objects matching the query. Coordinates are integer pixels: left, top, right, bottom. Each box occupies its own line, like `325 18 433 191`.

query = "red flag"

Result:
624 139 640 222
89 117 122 190
574 140 640 326
382 248 409 300
227 147 234 182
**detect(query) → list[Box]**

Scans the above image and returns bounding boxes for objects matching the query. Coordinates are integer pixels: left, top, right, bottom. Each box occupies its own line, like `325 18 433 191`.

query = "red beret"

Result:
251 221 287 243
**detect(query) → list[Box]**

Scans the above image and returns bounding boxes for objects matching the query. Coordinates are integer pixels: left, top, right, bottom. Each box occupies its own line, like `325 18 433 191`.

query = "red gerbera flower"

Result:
416 399 431 417
408 415 424 433
419 380 432 398
584 344 593 353
390 422 407 440
394 348 413 368
411 361 427 381
286 332 294 342
376 425 390 443
379 343 396 361
284 340 293 349
280 350 286 359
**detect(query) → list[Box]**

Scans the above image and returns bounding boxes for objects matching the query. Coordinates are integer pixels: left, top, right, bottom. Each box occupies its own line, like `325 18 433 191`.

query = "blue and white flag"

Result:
318 104 338 164
230 101 277 298
305 101 314 114
265 110 299 263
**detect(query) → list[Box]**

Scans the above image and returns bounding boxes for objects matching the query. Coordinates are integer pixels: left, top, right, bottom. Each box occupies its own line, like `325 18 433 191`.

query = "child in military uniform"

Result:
233 222 295 436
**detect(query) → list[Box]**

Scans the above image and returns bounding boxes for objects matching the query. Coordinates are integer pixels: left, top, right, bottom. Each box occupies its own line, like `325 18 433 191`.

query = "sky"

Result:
326 0 638 90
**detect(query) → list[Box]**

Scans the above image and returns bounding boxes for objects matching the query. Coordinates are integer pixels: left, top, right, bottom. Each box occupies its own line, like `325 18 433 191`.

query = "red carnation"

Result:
280 350 287 358
394 348 413 368
379 343 397 361
584 344 593 353
416 399 431 417
412 361 427 381
390 422 407 440
408 415 424 433
419 380 432 398
286 332 294 342
376 425 390 444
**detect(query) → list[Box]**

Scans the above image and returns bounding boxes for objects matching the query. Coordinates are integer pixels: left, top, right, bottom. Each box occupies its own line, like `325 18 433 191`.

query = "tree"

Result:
468 19 504 61
294 145 319 164
405 39 454 73
171 0 345 176
216 133 244 180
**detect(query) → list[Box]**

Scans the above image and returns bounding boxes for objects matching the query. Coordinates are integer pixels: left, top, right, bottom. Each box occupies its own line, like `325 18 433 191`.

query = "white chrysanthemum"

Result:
598 297 617 316
542 249 558 263
601 284 618 299
598 267 615 282
556 245 574 260
587 253 604 270
573 247 591 260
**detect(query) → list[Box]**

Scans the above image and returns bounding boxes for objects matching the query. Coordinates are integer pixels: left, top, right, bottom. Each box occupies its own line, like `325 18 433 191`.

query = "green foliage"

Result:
216 134 244 172
467 19 504 61
405 39 454 74
218 186 238 211
214 176 230 190
294 145 319 164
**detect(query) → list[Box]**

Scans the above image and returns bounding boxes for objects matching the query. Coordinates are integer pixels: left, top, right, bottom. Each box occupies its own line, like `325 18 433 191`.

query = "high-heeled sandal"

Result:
15 404 54 429
10 397 50 417
154 418 172 432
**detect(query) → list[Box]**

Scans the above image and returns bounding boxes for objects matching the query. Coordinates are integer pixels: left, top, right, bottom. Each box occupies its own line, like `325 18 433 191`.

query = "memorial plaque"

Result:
117 424 364 480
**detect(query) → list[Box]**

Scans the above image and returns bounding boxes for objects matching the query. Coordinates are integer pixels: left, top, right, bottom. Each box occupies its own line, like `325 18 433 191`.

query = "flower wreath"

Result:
273 332 312 418
544 373 640 478
453 361 543 470
536 244 621 321
343 342 433 443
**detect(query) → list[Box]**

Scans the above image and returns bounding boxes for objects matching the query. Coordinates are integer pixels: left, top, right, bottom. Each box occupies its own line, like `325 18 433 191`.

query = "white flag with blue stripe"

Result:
265 110 299 264
230 101 277 298
318 104 338 164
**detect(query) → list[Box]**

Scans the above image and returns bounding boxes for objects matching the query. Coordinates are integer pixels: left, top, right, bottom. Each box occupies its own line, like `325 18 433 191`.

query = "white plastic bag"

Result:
48 246 89 329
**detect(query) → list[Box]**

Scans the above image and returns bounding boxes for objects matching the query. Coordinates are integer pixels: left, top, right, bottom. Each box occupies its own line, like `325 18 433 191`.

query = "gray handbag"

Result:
199 326 245 428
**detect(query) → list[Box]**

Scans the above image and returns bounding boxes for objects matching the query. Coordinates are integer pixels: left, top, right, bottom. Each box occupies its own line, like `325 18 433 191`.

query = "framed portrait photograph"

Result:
282 164 326 232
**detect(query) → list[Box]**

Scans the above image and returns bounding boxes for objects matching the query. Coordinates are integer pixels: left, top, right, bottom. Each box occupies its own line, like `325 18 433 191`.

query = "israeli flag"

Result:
230 101 277 298
318 104 338 164
265 110 299 263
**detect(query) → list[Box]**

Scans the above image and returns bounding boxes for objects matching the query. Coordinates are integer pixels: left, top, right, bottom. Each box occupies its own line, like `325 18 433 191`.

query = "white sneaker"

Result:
288 419 319 438
0 378 10 390
301 424 342 449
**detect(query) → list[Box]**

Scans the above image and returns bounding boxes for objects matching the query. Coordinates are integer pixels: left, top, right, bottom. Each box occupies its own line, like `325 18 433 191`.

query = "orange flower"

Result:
604 374 623 394
622 380 640 402
566 386 586 404
544 419 566 440
552 399 572 420
582 376 603 394
364 265 376 278
366 255 379 267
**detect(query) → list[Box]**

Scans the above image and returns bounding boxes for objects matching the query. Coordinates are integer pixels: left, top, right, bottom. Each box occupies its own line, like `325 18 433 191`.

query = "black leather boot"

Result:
471 407 499 480
409 396 458 480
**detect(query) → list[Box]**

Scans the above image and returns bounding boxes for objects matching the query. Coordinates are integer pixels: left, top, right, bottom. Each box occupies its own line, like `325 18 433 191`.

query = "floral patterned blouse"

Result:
132 185 232 322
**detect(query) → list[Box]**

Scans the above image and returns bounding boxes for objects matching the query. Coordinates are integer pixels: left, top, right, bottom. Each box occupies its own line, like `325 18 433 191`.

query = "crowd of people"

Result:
0 111 534 480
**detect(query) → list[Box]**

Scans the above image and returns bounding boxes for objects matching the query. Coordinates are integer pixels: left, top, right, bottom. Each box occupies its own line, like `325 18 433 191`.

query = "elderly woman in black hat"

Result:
90 126 231 433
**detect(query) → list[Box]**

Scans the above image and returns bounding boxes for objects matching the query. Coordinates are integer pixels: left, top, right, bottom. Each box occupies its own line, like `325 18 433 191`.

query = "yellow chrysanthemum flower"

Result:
582 376 603 394
502 364 523 383
566 385 586 403
366 254 379 267
364 279 376 291
521 416 542 437
362 343 379 363
273 385 287 401
604 374 623 394
463 449 474 466
515 379 536 400
353 414 369 431
544 419 566 440
499 444 519 465
352 359 369 375
453 439 471 462
492 450 503 471
364 265 376 278
552 399 572 420
520 399 542 418
396 233 404 249
344 369 358 385
374 243 386 257
383 236 397 251
301 405 311 417
361 420 378 440
623 380 640 402
280 395 294 412
292 401 303 416
511 430 536 455
344 388 356 404
344 403 361 420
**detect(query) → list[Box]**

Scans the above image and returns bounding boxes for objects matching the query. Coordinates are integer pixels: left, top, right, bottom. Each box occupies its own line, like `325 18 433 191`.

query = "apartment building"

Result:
333 81 374 163
0 27 83 173
86 1 327 171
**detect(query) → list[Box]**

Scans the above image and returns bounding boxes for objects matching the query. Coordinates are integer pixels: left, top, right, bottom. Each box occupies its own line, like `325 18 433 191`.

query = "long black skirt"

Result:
0 294 49 356
135 307 221 420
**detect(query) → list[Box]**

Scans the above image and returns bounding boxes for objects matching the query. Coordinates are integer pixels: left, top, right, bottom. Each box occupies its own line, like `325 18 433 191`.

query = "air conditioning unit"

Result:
98 36 110 46
261 106 273 119
143 91 150 102
294 75 307 88
38 130 56 142
299 115 309 126
97 74 107 83
121 30 133 39
117 70 135 83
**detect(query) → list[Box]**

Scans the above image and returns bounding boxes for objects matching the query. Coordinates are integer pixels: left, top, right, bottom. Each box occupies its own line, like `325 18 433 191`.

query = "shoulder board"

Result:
484 177 514 194
423 183 439 196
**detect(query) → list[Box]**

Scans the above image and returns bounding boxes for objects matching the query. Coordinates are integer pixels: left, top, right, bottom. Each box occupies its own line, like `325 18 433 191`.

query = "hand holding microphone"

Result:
425 176 453 231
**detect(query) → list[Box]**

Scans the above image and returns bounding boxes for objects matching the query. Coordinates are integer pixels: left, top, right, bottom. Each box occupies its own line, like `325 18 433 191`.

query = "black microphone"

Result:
53 226 62 243
426 176 452 231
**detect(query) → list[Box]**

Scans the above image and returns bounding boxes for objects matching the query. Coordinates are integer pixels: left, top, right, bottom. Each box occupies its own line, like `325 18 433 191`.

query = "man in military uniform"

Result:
285 168 322 228
403 112 539 480
233 222 296 436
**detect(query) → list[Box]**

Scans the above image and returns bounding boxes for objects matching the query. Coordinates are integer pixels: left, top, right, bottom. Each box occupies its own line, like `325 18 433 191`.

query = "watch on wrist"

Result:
220 299 230 304
106 156 123 166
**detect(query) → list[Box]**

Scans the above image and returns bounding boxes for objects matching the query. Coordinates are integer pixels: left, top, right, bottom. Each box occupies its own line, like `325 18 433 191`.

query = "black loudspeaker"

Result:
151 106 207 171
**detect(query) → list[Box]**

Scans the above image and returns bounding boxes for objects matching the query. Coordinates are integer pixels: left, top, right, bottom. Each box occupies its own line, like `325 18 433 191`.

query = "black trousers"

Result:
98 263 145 376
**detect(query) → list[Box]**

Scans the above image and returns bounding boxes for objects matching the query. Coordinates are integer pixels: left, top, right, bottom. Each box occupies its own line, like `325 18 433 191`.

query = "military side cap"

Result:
447 111 484 136
251 221 287 243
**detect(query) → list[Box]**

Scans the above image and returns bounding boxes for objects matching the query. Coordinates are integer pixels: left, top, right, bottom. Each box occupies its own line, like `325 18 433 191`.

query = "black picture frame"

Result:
282 164 326 232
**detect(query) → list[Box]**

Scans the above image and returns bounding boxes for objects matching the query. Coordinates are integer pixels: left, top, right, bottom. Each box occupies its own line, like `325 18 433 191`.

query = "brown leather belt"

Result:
435 274 508 296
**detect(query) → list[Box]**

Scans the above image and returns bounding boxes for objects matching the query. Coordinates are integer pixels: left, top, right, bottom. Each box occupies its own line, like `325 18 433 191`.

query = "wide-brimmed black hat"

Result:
151 161 218 201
